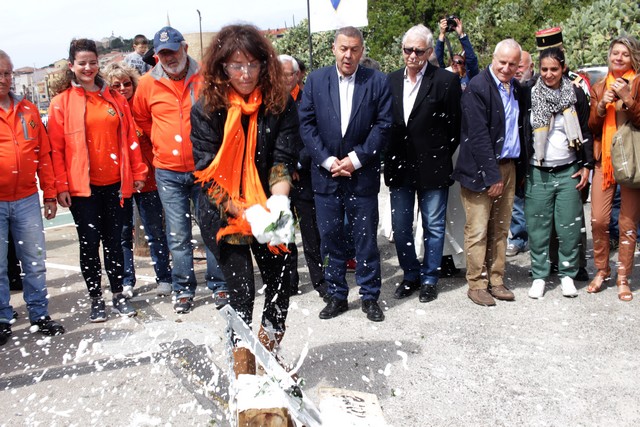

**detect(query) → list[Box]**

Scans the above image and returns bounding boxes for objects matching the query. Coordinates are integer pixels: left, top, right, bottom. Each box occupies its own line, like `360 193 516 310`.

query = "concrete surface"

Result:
1 198 640 427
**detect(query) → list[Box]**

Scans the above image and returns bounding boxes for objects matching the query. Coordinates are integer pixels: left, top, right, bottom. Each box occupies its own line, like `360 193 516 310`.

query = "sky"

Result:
1 0 309 69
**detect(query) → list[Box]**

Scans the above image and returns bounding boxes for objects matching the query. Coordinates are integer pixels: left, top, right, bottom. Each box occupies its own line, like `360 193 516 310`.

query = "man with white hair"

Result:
277 54 327 301
385 24 461 303
452 39 526 307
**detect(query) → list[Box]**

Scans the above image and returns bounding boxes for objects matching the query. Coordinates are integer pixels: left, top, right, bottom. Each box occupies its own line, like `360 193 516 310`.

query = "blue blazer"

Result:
452 67 526 192
298 65 392 196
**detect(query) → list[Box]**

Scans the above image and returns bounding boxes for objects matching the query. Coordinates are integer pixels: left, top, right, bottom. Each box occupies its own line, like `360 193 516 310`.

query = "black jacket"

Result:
190 96 300 252
384 65 462 190
191 96 300 196
452 67 528 192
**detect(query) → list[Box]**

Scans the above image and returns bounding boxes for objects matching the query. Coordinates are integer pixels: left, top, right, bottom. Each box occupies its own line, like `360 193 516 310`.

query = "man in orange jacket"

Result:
133 26 227 314
0 50 65 345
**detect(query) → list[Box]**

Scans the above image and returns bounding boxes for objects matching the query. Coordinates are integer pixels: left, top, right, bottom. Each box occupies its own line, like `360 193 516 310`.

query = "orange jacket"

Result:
132 57 201 173
135 126 157 192
0 94 56 201
48 81 148 199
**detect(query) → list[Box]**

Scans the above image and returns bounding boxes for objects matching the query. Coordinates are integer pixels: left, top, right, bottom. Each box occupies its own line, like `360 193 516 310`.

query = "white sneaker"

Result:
528 279 545 299
561 276 578 298
156 282 173 297
121 285 134 299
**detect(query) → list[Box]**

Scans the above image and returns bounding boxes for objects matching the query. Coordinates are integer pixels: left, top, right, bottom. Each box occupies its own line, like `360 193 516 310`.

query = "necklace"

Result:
164 59 189 81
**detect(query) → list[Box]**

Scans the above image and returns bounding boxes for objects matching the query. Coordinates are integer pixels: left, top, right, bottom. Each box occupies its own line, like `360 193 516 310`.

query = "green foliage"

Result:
273 20 336 70
563 0 640 67
273 0 636 73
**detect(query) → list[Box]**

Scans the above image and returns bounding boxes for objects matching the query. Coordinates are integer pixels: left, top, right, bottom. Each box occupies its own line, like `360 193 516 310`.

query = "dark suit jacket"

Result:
384 65 462 190
298 65 392 196
452 67 527 192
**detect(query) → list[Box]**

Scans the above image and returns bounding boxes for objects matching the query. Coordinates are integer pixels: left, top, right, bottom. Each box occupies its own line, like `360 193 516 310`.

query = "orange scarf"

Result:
601 69 636 190
194 88 266 241
290 84 300 102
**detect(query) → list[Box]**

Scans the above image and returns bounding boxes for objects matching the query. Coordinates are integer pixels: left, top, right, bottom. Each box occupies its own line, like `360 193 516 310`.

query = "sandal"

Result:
617 277 633 302
587 270 610 293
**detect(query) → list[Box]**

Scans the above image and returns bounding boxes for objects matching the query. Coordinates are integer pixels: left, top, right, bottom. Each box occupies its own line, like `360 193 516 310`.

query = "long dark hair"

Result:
199 24 287 114
51 39 104 95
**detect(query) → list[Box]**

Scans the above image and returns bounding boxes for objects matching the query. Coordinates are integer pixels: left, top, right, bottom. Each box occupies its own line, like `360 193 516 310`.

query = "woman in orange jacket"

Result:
48 39 148 322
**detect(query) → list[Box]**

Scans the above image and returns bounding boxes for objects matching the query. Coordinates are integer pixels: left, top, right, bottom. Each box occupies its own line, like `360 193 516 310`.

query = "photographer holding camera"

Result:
435 15 479 90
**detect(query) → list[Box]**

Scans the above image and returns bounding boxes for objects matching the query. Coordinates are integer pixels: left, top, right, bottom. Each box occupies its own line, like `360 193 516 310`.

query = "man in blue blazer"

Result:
299 26 392 322
452 39 527 307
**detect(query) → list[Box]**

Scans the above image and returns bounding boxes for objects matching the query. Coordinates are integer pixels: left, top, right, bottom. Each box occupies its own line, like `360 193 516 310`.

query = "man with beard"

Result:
133 26 226 314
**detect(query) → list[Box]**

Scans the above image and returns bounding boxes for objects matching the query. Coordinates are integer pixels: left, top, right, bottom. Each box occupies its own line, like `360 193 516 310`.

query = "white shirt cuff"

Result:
322 156 337 171
348 151 362 170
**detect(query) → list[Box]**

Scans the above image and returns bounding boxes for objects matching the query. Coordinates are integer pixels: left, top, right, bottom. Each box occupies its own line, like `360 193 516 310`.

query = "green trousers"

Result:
524 164 583 279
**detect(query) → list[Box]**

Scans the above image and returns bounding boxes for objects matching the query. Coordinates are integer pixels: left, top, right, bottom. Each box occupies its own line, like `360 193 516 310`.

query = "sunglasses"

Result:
452 59 465 65
403 47 427 57
111 81 133 89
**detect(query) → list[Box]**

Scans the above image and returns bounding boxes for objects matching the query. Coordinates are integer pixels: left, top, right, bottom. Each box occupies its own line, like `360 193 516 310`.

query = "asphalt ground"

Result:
1 195 640 427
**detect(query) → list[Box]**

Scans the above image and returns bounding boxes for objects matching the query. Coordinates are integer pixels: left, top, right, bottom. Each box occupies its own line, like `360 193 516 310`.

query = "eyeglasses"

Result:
0 72 13 80
111 81 133 89
403 47 427 57
452 59 465 65
224 62 261 76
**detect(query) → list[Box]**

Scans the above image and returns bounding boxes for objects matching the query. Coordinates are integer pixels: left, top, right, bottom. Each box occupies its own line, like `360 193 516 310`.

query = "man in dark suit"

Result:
385 24 461 303
452 39 526 307
299 26 392 322
278 54 327 301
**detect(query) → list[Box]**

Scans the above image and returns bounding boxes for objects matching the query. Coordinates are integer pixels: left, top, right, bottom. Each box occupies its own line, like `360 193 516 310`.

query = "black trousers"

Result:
69 183 125 298
217 240 291 337
290 196 324 290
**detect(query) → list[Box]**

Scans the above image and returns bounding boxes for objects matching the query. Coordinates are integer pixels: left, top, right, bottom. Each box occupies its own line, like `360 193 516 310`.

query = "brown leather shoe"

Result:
467 289 496 306
489 285 515 301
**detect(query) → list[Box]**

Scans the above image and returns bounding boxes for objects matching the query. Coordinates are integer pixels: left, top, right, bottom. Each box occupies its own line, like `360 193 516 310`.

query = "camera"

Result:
445 15 459 32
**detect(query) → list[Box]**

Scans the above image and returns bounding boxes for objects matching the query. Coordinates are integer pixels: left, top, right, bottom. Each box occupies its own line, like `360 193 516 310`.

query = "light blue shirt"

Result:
489 67 520 159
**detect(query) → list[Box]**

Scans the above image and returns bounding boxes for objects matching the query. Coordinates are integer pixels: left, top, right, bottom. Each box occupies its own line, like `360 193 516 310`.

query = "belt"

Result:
498 158 515 165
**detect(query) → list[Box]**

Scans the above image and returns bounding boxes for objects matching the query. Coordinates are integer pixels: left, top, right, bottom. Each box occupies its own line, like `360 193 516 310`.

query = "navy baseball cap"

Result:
153 26 185 52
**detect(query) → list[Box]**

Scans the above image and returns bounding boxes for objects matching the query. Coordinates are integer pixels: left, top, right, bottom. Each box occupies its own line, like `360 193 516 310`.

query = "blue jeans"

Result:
390 186 448 285
155 169 225 297
508 194 528 249
122 191 172 287
315 191 381 301
0 193 49 323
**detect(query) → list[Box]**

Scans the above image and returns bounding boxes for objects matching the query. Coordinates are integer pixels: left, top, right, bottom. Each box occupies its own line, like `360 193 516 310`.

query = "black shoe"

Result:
112 294 137 317
315 282 331 303
90 298 107 323
319 298 348 319
394 279 420 299
439 255 460 278
30 316 65 336
361 300 385 322
0 323 12 346
12 310 18 319
213 290 229 310
575 267 590 282
419 285 438 303
174 296 194 314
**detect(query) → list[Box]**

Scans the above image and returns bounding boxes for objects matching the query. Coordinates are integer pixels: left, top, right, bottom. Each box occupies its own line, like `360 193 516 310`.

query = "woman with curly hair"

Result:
191 24 299 377
587 36 640 301
48 39 147 322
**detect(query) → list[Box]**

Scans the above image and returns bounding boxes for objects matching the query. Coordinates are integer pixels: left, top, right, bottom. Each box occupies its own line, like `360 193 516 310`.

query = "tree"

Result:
563 0 640 67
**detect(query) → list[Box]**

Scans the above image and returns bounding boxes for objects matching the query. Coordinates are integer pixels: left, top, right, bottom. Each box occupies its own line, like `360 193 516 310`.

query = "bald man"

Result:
452 39 526 307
